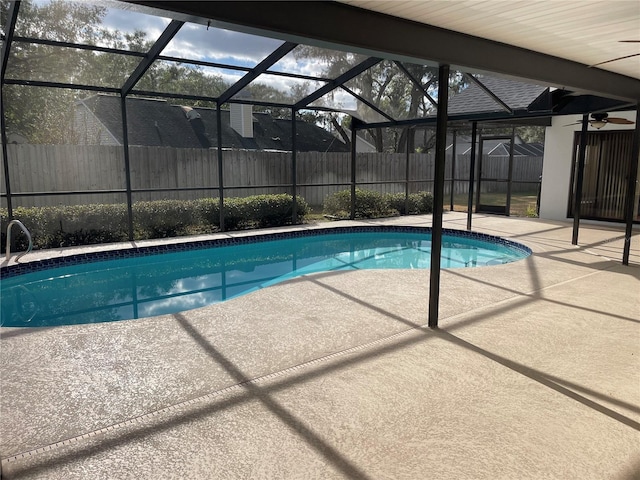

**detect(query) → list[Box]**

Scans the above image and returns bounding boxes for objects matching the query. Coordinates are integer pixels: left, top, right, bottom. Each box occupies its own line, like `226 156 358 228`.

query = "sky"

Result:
21 0 415 116
98 1 362 107
102 3 332 87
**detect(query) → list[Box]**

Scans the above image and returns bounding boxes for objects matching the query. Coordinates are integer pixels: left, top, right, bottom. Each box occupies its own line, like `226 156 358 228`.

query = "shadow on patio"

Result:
1 214 638 479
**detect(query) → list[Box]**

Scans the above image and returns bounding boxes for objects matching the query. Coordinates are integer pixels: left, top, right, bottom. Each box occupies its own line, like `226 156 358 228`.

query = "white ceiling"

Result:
340 0 640 81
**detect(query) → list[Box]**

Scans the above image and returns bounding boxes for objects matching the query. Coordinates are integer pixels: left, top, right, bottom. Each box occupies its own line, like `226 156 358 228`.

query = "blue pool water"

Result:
0 229 529 327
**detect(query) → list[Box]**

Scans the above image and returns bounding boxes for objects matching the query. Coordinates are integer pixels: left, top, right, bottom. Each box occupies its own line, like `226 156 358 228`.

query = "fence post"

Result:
0 0 19 220
291 108 298 224
120 95 134 241
350 118 358 220
467 122 478 231
1 82 14 218
216 104 225 232
450 129 457 211
536 175 542 216
405 127 410 214
505 127 515 216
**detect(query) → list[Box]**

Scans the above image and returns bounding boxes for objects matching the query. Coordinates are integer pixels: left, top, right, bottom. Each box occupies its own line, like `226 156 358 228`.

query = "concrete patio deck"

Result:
1 212 638 479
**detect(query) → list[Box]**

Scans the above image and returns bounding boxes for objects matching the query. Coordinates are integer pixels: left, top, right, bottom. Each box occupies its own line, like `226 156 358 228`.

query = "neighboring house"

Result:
447 135 544 157
5 132 28 144
485 142 544 157
446 76 548 156
340 127 377 153
74 94 350 152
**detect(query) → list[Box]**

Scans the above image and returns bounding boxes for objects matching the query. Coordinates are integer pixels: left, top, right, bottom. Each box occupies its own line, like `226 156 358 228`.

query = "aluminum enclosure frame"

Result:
2 0 639 329
124 1 640 103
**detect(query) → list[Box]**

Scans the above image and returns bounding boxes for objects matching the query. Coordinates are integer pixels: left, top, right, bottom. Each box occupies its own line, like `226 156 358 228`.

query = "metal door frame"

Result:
475 130 515 215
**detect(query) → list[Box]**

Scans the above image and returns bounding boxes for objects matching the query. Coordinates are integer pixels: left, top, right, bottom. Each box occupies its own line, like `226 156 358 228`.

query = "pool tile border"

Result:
0 226 531 279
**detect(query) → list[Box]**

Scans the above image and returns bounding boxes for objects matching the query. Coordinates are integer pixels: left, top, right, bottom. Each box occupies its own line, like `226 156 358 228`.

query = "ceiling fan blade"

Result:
619 40 640 43
606 117 635 124
589 52 640 67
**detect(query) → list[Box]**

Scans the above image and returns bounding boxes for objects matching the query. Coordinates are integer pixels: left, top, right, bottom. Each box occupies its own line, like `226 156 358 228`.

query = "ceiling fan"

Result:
565 113 635 129
589 40 640 67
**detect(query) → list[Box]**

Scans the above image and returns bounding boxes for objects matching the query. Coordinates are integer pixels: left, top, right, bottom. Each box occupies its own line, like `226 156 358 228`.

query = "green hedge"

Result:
1 194 309 251
386 191 434 215
323 189 433 219
1 204 130 251
323 188 395 219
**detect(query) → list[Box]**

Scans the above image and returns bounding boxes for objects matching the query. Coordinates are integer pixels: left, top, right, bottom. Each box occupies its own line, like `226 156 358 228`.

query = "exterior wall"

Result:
230 104 254 138
342 128 376 153
539 110 636 221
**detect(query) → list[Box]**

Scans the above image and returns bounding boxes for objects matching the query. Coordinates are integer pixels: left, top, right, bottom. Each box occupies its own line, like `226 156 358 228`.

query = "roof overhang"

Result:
123 1 640 103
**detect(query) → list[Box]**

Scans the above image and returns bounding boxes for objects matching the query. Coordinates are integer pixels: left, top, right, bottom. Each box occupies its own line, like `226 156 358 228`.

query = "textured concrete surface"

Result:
1 213 638 479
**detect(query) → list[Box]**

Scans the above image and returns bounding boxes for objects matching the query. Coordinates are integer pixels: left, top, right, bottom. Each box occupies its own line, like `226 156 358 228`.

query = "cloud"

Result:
270 53 332 78
103 6 169 37
98 3 341 100
101 5 333 77
250 75 326 97
162 23 284 67
99 3 283 66
218 69 247 86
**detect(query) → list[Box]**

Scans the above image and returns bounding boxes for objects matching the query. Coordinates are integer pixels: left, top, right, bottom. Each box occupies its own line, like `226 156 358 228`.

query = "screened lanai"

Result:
1 0 639 327
1 3 639 478
2 0 562 220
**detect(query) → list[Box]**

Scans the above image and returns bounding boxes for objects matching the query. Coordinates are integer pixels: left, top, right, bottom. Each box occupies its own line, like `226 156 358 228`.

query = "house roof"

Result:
78 95 350 152
444 134 544 157
486 142 545 157
448 76 549 116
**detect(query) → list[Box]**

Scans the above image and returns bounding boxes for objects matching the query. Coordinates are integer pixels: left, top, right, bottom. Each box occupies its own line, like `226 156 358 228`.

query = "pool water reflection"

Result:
1 231 529 327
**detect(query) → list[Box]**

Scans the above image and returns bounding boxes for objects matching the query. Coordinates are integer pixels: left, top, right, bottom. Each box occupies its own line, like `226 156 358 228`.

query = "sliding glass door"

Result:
569 130 639 222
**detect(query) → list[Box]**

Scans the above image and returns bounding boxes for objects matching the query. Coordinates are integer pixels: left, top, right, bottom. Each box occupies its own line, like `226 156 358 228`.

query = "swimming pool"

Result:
0 226 530 327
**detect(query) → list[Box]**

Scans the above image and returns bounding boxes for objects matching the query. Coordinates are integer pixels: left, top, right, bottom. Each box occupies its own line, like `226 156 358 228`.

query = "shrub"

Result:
323 188 395 219
1 204 129 251
192 197 220 229
353 188 394 218
386 192 421 215
322 189 351 218
220 197 243 230
252 194 309 228
1 194 309 251
133 200 196 239
417 191 434 214
323 189 433 219
58 204 129 244
219 194 309 230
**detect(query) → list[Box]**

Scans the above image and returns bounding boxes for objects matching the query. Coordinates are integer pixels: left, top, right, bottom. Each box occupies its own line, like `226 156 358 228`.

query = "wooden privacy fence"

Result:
2 145 542 208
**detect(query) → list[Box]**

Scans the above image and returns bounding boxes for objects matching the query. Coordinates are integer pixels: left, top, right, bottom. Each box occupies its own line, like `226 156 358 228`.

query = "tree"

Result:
136 61 227 104
1 0 113 143
515 126 545 143
1 0 233 143
290 45 468 153
1 1 475 148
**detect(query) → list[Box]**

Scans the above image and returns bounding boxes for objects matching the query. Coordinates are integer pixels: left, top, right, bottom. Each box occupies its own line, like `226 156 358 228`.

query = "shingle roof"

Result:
77 95 349 152
448 76 549 116
446 134 543 157
486 142 544 156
